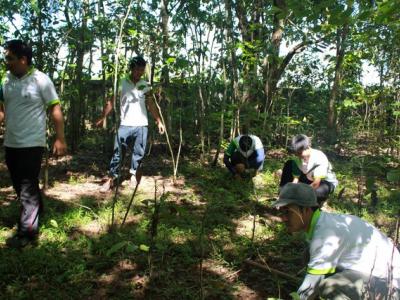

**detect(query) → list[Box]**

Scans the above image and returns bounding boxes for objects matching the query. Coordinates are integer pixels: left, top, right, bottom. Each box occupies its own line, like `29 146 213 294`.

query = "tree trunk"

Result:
264 0 285 113
212 59 227 167
223 0 240 136
70 0 88 152
160 0 172 135
327 25 349 144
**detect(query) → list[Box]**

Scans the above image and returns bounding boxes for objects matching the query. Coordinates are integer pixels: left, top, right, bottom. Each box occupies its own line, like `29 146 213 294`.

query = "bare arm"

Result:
95 97 114 127
146 93 165 134
310 177 321 189
49 103 67 156
0 103 4 124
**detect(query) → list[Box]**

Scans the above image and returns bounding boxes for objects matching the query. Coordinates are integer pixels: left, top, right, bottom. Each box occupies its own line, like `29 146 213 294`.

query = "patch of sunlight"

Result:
158 225 196 245
234 214 273 240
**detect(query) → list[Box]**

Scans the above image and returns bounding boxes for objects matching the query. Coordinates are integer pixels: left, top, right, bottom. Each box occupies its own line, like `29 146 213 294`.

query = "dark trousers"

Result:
231 149 265 170
280 160 334 203
224 148 265 174
5 147 44 237
109 125 148 178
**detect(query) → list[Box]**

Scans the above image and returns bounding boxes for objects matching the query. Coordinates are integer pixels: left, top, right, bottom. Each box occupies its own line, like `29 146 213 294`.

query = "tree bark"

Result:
224 0 240 136
327 24 349 144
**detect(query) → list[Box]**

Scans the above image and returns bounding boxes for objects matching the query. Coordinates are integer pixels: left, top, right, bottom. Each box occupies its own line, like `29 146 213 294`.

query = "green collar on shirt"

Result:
10 66 35 80
306 208 321 241
27 66 35 75
125 75 132 84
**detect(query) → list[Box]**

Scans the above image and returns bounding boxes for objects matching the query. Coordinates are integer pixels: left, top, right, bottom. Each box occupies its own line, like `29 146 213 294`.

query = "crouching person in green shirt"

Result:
223 134 265 179
272 183 400 300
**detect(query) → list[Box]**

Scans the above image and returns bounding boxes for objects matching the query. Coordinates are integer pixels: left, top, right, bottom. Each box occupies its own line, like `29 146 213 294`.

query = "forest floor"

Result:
0 139 399 299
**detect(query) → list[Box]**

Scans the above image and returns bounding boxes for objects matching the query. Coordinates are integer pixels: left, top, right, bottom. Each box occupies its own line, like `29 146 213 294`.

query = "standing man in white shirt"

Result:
279 134 338 204
0 40 67 248
97 56 165 192
273 183 400 300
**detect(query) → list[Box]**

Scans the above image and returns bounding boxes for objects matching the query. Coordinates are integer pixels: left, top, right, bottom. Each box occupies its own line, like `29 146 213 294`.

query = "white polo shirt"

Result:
294 148 338 187
0 68 60 148
306 210 400 288
119 78 151 127
227 135 263 158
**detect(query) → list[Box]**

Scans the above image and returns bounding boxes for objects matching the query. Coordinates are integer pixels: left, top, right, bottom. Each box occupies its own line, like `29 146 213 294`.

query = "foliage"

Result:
0 143 399 298
0 1 399 297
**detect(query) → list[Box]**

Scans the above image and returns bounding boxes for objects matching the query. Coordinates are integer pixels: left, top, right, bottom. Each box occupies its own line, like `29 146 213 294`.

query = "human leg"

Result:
230 151 247 177
319 270 369 300
5 147 44 238
5 147 22 197
101 126 133 192
248 148 265 172
279 160 301 186
108 126 134 179
320 270 400 300
314 180 334 204
129 126 148 176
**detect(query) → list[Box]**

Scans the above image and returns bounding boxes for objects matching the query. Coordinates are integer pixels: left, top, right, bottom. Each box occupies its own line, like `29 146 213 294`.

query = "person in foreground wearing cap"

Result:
223 134 264 179
96 56 165 192
279 134 338 204
273 183 400 299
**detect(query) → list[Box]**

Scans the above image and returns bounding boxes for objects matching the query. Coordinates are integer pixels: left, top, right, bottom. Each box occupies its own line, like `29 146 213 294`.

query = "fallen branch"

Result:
244 259 302 284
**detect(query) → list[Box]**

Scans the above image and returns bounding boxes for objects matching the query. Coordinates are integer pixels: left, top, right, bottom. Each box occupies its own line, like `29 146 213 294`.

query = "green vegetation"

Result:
0 143 398 299
0 0 399 298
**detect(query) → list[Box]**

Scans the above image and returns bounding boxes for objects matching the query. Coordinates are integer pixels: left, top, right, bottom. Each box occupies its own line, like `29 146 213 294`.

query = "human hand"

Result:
310 178 321 189
53 139 67 156
157 121 165 134
95 117 105 127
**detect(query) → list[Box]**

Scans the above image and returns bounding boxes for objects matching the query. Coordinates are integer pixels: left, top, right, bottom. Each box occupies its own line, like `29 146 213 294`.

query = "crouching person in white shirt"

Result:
272 183 400 300
279 134 338 205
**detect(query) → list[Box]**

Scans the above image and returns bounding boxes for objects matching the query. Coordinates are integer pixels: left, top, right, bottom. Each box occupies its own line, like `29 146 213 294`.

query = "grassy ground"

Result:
0 141 399 299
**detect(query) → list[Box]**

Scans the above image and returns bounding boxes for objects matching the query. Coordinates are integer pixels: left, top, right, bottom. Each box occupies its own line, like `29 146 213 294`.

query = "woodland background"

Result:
0 0 399 299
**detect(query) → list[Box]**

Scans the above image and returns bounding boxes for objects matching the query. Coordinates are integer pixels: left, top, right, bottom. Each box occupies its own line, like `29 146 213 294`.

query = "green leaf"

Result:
387 170 400 183
126 243 138 253
290 292 301 300
139 244 149 252
166 57 176 64
343 99 359 108
106 241 127 256
49 219 58 228
128 29 137 36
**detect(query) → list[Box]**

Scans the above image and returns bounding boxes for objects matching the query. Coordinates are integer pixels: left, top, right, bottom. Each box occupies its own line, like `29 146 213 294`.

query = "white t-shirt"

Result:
0 69 60 148
295 148 338 187
232 135 263 158
306 210 400 288
119 78 151 127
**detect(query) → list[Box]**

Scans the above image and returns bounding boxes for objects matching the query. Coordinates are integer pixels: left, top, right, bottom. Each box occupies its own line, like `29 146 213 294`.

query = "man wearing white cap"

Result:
273 183 400 299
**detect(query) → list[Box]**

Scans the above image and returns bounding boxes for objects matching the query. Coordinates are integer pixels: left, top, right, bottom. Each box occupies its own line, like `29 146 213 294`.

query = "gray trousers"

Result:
319 270 400 300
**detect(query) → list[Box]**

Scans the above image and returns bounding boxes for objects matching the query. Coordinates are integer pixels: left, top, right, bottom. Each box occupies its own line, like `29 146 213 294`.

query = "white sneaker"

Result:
130 175 137 188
